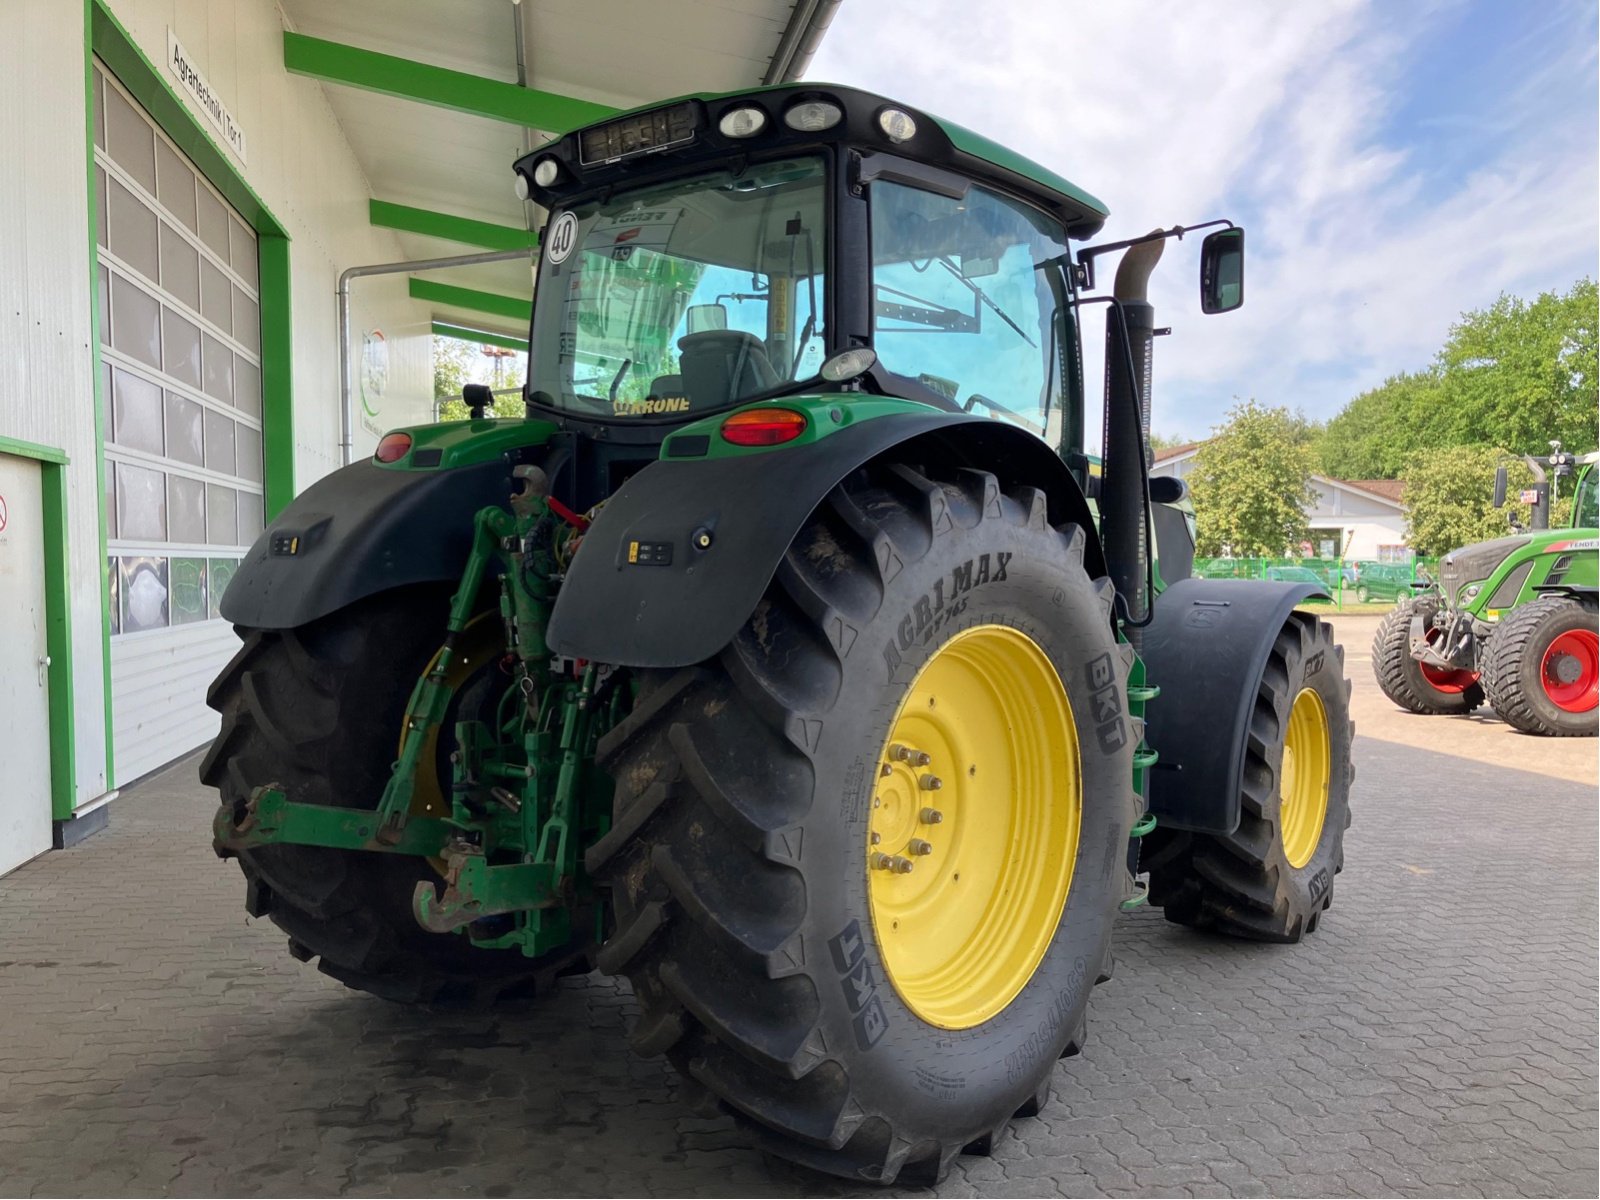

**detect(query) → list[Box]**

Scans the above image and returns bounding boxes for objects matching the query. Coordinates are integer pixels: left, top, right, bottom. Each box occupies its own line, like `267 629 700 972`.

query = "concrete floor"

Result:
1 613 1595 1197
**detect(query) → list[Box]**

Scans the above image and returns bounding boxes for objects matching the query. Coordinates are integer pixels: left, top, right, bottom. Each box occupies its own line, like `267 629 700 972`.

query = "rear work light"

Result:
374 432 412 463
721 407 808 447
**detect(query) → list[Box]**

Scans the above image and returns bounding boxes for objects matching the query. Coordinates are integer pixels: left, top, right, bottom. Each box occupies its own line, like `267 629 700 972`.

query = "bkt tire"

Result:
1481 595 1599 736
201 588 592 1004
1144 613 1354 941
1372 598 1484 715
586 464 1136 1184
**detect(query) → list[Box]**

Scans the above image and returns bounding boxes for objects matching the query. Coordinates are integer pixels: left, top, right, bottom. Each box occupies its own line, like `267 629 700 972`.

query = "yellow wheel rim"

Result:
1279 686 1331 869
402 616 505 876
868 625 1081 1030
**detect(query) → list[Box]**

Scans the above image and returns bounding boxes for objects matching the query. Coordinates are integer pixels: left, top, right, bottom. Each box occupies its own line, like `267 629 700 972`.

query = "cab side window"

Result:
871 180 1069 432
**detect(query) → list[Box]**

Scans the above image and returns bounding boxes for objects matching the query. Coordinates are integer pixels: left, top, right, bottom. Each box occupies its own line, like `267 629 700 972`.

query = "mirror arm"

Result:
1076 219 1235 291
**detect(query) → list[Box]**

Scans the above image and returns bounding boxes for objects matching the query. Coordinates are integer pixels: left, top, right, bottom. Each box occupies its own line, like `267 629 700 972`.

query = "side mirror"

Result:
1199 227 1245 314
462 383 493 419
1493 466 1508 508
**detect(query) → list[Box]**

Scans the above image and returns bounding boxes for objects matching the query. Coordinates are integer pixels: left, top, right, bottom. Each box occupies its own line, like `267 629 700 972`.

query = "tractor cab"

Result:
515 86 1108 452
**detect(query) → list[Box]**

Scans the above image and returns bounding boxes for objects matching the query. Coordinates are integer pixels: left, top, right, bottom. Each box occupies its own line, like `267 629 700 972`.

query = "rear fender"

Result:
1140 577 1328 834
546 413 1101 666
221 456 532 629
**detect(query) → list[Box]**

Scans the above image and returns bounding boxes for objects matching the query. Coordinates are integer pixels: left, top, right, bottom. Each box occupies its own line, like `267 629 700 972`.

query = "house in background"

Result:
1151 443 1412 561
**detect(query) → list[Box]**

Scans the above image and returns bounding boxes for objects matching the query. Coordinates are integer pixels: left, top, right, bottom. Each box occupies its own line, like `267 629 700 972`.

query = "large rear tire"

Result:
1481 595 1599 736
1144 613 1353 941
1373 597 1484 714
586 464 1136 1183
200 588 593 1003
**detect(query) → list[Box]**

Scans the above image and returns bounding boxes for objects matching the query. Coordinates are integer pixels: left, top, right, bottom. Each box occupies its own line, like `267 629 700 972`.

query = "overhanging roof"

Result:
279 0 838 340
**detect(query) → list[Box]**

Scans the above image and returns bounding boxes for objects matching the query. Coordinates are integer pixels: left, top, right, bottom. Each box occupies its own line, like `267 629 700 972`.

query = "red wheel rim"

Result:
1418 627 1479 694
1540 629 1599 713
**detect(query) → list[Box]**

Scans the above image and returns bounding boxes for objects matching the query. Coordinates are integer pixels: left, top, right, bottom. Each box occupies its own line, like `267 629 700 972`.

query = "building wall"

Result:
0 3 114 803
0 0 435 803
103 0 434 474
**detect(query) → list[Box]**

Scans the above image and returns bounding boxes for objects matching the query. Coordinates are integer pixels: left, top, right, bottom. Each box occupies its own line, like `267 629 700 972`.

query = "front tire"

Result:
1144 613 1353 941
586 464 1136 1183
1373 598 1484 714
1481 596 1599 736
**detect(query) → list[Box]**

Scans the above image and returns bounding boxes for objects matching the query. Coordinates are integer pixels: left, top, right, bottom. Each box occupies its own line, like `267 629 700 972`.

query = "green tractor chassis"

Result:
204 84 1355 1182
1374 451 1598 735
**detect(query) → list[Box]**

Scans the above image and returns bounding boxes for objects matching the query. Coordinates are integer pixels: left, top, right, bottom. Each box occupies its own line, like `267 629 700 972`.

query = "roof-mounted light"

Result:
877 107 917 143
784 100 843 132
718 106 768 139
532 157 561 188
512 172 531 201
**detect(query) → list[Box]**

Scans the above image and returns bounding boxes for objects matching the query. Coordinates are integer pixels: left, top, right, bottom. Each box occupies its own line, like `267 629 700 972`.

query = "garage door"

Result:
93 61 265 783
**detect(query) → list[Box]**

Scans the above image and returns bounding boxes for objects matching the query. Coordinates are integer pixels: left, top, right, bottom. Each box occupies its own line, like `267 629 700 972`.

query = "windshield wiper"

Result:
938 256 1036 347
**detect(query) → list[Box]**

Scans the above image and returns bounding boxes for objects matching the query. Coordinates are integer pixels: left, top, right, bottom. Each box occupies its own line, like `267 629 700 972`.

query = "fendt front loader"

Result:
204 87 1353 1183
1374 445 1599 735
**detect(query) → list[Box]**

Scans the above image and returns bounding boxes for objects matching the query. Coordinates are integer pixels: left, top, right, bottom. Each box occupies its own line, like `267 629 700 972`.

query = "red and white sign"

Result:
0 491 8 533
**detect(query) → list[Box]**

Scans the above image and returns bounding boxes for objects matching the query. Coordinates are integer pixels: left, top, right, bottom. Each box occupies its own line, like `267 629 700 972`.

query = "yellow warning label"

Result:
628 541 640 564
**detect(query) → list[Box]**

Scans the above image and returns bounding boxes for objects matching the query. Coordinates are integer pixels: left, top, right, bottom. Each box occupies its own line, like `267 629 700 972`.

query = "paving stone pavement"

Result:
2 622 1595 1198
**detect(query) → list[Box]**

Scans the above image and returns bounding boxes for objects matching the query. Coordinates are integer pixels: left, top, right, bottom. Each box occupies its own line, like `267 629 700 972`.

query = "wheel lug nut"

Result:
889 743 912 762
889 855 914 874
920 807 944 824
908 838 933 856
909 751 931 767
870 831 882 845
880 763 893 777
871 851 892 870
919 774 943 791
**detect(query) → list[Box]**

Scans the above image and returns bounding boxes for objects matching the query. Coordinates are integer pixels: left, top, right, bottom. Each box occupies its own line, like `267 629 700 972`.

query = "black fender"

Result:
1140 577 1328 834
547 412 1102 666
220 457 525 629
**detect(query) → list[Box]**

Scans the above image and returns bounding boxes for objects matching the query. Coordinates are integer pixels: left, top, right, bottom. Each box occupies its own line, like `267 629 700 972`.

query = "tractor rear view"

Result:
1374 446 1599 735
203 86 1353 1183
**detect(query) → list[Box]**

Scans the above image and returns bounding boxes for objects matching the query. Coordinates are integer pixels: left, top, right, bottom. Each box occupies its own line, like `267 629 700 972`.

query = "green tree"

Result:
1315 279 1597 479
1401 444 1534 557
1187 400 1317 556
433 336 475 404
433 335 525 421
1434 278 1598 456
1316 370 1447 479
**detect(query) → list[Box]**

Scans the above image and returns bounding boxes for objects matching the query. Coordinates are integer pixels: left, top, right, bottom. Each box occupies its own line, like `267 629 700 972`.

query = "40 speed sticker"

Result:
545 211 579 264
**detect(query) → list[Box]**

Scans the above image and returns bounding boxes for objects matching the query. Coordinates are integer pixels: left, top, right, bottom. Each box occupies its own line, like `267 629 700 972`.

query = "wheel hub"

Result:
867 625 1081 1030
1541 629 1599 713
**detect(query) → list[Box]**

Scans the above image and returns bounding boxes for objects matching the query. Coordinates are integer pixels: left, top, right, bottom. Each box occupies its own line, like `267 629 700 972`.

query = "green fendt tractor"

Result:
1374 446 1599 736
204 86 1354 1183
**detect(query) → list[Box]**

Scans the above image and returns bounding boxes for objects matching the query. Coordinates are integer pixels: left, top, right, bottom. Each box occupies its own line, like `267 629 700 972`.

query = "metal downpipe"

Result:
337 247 533 464
763 0 844 84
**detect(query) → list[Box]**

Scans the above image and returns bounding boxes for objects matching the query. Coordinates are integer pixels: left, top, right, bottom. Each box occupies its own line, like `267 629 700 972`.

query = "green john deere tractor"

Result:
204 86 1354 1183
1374 446 1599 736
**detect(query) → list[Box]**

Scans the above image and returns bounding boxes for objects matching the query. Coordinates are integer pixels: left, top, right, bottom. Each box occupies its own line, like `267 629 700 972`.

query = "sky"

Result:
807 0 1600 444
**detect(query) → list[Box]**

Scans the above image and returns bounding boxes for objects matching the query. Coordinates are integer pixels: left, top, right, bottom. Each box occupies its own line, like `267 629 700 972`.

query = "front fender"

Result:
547 412 1101 666
1140 577 1328 834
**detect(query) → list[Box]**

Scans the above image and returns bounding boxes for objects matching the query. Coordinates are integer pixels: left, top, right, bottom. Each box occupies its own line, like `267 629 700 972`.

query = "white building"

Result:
0 0 836 873
1151 442 1411 561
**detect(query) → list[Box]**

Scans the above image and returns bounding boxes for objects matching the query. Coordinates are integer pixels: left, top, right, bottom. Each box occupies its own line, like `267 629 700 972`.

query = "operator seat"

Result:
677 330 780 409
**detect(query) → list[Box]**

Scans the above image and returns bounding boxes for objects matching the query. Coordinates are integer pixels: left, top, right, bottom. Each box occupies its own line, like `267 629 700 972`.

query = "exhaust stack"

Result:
1102 234 1164 636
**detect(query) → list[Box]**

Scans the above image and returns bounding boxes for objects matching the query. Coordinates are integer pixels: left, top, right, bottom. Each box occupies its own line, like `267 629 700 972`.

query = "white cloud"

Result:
808 0 1598 442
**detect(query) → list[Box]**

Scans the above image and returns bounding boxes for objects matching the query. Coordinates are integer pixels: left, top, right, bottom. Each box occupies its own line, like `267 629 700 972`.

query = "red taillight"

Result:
374 432 413 463
721 407 807 447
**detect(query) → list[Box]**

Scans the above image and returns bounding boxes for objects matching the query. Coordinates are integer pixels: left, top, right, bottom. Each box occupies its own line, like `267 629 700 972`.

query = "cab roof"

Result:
521 83 1110 240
